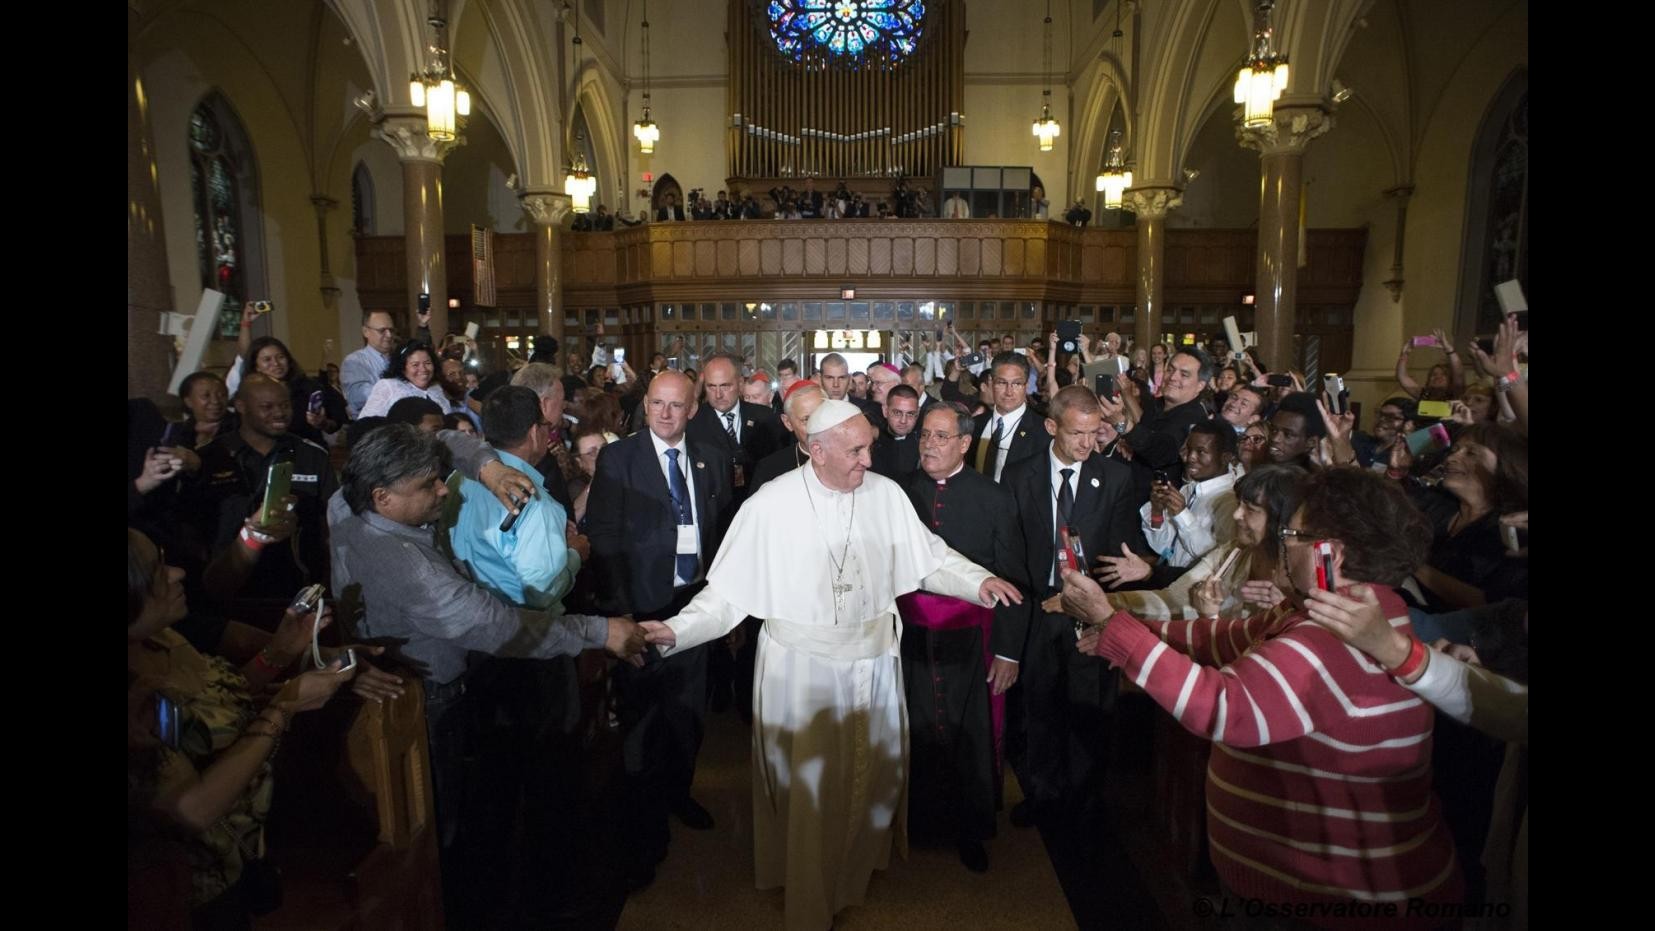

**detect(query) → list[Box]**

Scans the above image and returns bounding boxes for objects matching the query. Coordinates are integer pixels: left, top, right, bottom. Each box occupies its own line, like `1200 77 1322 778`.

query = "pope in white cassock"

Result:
641 399 1024 930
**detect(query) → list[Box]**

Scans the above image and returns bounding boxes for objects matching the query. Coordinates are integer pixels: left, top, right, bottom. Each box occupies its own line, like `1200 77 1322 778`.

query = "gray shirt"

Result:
342 344 390 418
327 433 608 685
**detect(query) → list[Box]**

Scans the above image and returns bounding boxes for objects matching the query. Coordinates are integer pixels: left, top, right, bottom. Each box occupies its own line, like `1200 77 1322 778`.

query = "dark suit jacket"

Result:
1003 447 1152 598
750 443 807 495
686 401 787 504
655 205 686 222
902 467 1032 660
967 408 1052 481
870 429 920 480
585 429 731 616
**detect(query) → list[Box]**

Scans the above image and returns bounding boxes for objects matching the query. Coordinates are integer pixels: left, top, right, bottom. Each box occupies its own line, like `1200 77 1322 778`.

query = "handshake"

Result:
602 617 683 665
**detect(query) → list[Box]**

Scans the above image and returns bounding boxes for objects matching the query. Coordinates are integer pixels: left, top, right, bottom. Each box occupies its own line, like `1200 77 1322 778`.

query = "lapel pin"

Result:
696 461 705 469
1090 477 1100 488
745 419 754 427
1018 430 1027 438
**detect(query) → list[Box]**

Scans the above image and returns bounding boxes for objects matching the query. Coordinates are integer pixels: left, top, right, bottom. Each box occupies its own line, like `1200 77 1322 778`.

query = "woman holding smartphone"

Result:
126 529 395 927
228 306 343 442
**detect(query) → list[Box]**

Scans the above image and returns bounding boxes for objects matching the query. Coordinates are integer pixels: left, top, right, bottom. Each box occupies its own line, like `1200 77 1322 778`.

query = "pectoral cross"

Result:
832 580 853 618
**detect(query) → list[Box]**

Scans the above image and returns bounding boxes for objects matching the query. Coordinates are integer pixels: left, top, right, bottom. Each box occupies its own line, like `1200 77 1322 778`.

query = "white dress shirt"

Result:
649 430 702 586
713 405 742 443
1141 469 1239 569
979 404 1028 482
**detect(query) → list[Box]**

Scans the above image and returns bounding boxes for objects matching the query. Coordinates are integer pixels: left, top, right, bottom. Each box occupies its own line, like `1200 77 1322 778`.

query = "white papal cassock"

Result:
662 462 993 930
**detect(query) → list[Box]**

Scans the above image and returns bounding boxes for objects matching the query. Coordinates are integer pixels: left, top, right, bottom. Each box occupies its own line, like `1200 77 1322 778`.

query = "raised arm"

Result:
1395 341 1423 400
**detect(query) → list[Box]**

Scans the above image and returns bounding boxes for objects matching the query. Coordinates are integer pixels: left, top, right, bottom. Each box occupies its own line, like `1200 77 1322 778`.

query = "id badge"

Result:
733 463 747 488
676 524 699 554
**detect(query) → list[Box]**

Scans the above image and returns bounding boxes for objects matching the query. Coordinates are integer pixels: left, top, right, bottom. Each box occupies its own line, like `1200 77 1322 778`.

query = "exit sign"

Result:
841 287 855 299
642 172 654 183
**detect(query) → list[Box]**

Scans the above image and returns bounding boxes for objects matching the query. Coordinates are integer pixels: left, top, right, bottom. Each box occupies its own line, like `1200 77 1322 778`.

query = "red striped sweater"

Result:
1095 586 1463 927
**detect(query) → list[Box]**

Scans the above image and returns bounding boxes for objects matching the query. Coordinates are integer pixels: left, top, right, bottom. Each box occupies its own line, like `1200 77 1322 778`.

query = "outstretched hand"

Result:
1095 543 1151 587
639 620 677 650
980 577 1025 608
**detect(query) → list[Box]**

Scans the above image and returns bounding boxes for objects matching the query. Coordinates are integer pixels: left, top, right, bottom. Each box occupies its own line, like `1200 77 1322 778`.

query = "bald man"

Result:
687 353 787 506
585 369 734 887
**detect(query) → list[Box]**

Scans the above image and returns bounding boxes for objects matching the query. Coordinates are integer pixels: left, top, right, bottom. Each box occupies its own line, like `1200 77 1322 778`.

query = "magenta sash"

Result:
896 591 1005 769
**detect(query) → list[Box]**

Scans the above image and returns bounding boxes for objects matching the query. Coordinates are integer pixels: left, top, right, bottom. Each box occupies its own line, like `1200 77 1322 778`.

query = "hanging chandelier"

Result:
1094 129 1132 210
565 9 595 213
1031 0 1060 151
409 1 470 142
1234 0 1289 129
632 0 659 154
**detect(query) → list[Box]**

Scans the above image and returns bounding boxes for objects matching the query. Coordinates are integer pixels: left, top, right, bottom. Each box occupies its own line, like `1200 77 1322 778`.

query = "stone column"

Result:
378 118 456 340
1238 107 1331 372
1125 187 1182 352
311 195 342 366
129 43 175 404
521 192 573 350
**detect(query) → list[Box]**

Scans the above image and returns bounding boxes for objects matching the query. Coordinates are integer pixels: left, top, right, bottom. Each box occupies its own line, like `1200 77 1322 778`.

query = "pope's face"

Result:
811 416 875 492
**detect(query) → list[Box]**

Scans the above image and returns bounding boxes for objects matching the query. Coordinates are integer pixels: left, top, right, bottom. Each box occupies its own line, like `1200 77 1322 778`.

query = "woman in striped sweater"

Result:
1064 468 1463 926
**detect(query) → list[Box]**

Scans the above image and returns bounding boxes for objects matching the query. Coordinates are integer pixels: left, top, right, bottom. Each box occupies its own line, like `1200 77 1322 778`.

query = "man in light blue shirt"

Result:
442 385 587 609
343 309 398 418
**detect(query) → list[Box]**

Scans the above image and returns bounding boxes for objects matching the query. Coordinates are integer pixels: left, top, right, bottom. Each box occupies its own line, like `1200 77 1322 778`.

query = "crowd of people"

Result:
129 304 1528 929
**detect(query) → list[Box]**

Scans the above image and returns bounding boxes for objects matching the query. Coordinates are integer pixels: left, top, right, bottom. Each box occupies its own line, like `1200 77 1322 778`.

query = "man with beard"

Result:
897 403 1031 872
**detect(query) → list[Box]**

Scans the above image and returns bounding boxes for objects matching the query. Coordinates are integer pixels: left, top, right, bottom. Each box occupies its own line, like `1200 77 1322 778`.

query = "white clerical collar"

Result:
932 462 966 484
648 430 688 458
804 460 854 497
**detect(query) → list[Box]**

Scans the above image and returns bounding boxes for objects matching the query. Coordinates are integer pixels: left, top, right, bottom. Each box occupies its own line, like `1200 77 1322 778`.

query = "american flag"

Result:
471 226 496 307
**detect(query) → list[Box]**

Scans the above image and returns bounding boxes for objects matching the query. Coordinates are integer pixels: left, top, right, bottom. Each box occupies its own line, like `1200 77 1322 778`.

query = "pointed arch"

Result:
1455 68 1527 340
188 91 269 340
651 173 685 214
574 75 624 212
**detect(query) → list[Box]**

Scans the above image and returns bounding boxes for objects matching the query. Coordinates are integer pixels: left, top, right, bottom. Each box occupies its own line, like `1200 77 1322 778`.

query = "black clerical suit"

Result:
1002 446 1151 813
900 466 1031 843
870 427 920 479
750 442 809 494
686 400 787 505
655 204 686 222
968 406 1051 482
586 429 731 868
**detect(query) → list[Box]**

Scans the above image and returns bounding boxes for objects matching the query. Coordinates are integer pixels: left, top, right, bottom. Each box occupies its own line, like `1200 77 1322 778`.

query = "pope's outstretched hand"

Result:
640 620 677 649
979 577 1024 608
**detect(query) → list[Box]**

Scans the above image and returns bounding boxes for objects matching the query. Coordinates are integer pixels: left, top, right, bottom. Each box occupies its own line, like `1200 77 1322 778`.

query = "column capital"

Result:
1237 106 1333 157
376 115 462 163
520 191 574 227
1124 187 1183 219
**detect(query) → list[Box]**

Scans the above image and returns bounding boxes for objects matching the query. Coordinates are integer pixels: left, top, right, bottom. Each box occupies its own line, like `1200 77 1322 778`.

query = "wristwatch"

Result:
1114 420 1129 435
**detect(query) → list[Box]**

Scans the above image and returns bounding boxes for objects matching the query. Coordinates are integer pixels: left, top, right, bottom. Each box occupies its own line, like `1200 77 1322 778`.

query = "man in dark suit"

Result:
750 381 823 494
898 402 1031 872
968 351 1050 483
1001 385 1151 829
687 353 788 504
655 191 686 222
586 370 732 889
870 384 922 479
1113 347 1215 481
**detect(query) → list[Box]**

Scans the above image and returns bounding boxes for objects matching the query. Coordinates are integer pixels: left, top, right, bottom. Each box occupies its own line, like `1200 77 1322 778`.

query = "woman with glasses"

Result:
1237 422 1271 471
226 306 344 442
1060 468 1463 919
357 340 448 418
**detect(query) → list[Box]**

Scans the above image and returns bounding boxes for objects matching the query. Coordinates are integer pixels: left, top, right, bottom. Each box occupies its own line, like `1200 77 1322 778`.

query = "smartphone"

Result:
417 292 432 314
964 352 984 367
1493 279 1528 321
259 461 294 527
1415 399 1453 419
464 321 480 340
250 300 274 315
1501 523 1521 554
1314 540 1337 592
1094 372 1118 402
1404 423 1452 456
158 421 187 449
327 647 358 674
307 390 324 414
498 489 531 533
615 347 627 363
1410 336 1439 348
1267 374 1294 388
1323 374 1348 414
156 695 181 750
1056 525 1085 575
289 583 325 617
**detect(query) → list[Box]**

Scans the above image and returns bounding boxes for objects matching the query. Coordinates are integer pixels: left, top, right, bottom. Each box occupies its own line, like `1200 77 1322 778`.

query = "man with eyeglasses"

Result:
1352 396 1416 472
896 403 1032 872
343 310 398 418
870 384 922 479
968 351 1051 482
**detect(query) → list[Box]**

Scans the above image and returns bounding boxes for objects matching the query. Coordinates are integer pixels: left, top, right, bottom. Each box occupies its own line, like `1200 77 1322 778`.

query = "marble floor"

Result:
617 708 1076 930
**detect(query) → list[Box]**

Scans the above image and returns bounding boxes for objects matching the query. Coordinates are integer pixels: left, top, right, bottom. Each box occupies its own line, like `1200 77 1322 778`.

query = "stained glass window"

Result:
188 98 261 339
768 0 926 62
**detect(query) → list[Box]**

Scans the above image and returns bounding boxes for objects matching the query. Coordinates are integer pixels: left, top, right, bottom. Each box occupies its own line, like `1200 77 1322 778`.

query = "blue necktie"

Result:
665 448 698 583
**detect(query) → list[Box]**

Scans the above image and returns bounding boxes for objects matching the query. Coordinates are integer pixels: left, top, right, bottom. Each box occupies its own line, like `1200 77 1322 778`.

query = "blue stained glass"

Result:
768 0 926 62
